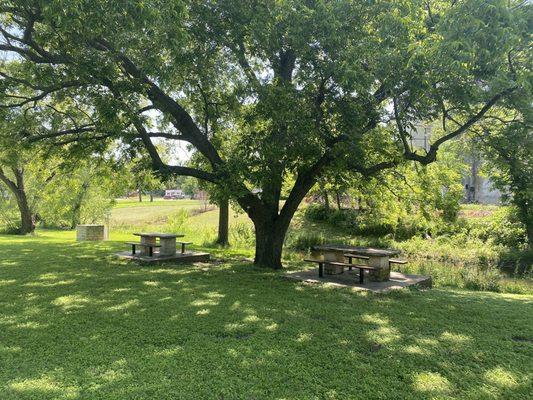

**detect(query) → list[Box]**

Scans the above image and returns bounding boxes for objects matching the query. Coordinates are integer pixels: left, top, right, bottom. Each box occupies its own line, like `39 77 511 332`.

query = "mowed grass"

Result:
1 231 532 399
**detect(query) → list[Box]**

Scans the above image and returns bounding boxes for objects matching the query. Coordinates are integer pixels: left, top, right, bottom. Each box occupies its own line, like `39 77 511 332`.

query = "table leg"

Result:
160 237 177 257
319 262 324 278
140 237 156 256
368 256 390 282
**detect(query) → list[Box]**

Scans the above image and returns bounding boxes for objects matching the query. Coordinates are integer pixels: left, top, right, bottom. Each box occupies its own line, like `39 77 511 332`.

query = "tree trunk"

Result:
336 191 342 210
216 198 229 246
253 218 287 269
138 188 143 202
70 182 90 229
12 171 35 235
323 190 330 210
527 218 533 250
17 192 35 235
0 167 36 234
150 193 154 202
515 195 533 249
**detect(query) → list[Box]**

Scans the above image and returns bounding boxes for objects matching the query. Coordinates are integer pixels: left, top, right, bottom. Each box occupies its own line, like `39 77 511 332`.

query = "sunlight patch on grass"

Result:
360 313 389 325
154 346 184 357
362 313 401 344
25 279 76 288
484 367 518 388
9 376 79 399
368 325 401 344
204 291 225 299
105 299 140 311
413 372 452 394
14 321 49 330
52 294 91 310
225 322 248 332
440 331 472 344
0 345 22 353
111 287 131 293
190 298 220 307
264 322 278 331
296 332 313 343
417 337 439 347
142 280 161 287
87 359 131 386
403 345 432 356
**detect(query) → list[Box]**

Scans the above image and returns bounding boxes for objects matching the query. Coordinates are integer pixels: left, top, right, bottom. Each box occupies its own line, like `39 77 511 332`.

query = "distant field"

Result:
110 199 204 226
109 200 504 236
113 197 202 208
110 199 250 231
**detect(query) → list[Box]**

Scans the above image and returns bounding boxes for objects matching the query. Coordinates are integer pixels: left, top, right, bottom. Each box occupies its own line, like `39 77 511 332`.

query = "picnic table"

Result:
133 232 185 256
311 244 400 282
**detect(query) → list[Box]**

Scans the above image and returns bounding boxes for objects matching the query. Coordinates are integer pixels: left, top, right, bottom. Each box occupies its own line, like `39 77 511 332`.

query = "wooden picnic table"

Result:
311 244 400 282
133 232 185 256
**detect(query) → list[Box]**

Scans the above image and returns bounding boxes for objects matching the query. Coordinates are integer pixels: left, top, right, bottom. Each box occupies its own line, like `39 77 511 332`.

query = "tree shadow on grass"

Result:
0 236 532 399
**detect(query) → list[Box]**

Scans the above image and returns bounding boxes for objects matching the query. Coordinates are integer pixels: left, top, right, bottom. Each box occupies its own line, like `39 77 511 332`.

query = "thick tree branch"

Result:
27 126 96 142
132 120 218 183
91 38 224 169
0 167 18 193
402 86 518 164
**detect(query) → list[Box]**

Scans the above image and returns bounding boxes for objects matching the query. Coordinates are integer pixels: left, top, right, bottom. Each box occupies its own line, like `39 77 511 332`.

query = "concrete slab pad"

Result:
284 268 431 293
115 251 210 264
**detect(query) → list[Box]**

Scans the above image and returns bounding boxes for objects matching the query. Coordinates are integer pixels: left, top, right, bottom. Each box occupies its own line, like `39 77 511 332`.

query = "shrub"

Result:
461 265 502 292
394 213 433 240
230 222 255 245
166 209 189 233
468 206 527 248
304 204 330 222
288 232 325 251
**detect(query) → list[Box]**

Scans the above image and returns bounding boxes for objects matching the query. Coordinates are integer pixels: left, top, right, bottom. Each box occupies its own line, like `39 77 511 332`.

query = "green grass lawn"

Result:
1 230 532 399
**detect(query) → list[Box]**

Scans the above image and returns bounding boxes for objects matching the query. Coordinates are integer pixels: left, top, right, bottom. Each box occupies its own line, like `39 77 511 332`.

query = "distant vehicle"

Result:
164 189 185 200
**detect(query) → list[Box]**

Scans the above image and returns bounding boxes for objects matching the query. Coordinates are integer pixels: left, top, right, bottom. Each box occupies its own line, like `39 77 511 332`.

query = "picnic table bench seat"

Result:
345 252 407 268
389 258 408 269
343 253 370 263
125 241 161 257
304 259 376 284
389 258 407 264
176 241 193 254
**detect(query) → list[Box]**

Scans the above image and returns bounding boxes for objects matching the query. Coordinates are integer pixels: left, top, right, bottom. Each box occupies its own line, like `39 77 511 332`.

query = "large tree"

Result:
0 0 529 267
0 108 61 234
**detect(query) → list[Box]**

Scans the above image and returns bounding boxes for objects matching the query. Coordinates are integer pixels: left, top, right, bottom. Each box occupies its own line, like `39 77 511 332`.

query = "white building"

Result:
409 123 503 205
164 189 184 199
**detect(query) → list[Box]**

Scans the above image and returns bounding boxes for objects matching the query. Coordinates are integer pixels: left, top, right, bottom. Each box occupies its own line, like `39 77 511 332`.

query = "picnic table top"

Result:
133 232 185 239
312 244 400 257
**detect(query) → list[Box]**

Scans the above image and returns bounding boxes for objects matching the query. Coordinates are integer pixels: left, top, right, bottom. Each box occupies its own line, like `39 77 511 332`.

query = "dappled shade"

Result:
0 232 531 399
